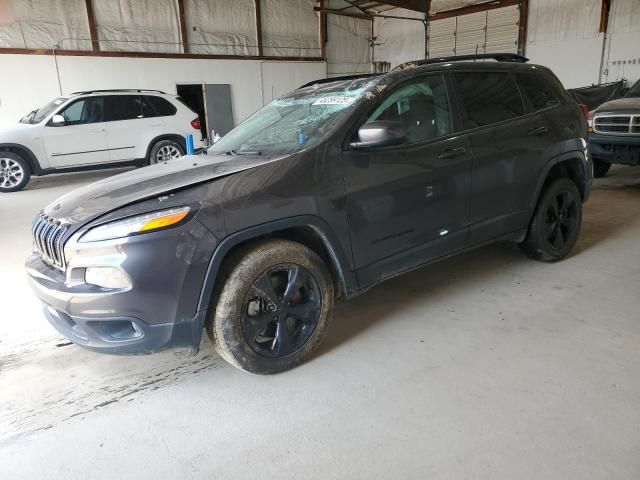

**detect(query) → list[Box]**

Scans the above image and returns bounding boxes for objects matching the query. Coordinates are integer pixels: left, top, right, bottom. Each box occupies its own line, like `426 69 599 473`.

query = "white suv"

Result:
0 89 202 192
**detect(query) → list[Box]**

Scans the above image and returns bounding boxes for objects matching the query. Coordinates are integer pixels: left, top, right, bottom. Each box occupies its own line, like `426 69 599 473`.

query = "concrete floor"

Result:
1 166 639 479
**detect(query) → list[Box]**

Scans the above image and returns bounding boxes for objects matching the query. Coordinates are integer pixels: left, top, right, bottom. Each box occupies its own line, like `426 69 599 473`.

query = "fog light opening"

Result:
85 266 131 289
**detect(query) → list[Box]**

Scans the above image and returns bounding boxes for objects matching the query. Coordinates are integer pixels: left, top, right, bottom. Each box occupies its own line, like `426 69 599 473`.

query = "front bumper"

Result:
25 218 217 355
589 133 640 165
41 304 206 355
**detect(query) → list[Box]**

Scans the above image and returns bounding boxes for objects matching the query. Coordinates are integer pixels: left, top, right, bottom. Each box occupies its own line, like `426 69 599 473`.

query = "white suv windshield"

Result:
209 78 375 156
20 97 68 124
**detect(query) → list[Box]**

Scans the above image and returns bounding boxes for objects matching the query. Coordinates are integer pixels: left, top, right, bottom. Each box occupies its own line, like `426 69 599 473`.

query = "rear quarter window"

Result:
144 96 177 117
516 74 560 111
454 72 525 128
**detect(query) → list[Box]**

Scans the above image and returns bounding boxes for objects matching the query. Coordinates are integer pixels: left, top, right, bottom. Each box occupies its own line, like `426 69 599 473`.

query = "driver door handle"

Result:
528 126 549 136
437 147 467 159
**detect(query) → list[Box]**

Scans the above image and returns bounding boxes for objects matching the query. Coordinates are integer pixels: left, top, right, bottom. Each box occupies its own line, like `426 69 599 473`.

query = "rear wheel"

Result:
593 159 611 178
0 152 31 192
207 239 334 374
520 178 582 262
148 139 184 165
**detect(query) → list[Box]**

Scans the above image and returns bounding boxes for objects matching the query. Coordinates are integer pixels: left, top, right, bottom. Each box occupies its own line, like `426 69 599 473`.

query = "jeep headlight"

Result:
80 207 191 243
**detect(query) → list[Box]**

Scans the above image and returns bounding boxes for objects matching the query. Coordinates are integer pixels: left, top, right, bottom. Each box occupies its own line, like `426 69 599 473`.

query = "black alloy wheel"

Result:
242 265 322 358
520 177 582 262
543 190 579 253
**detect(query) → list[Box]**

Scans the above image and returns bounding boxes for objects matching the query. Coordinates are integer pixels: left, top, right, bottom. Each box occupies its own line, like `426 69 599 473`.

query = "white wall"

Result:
0 54 326 124
601 0 640 85
525 0 603 88
325 0 372 77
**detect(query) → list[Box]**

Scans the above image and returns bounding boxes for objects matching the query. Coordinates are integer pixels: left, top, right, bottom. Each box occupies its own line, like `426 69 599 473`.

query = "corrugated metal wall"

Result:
427 4 519 58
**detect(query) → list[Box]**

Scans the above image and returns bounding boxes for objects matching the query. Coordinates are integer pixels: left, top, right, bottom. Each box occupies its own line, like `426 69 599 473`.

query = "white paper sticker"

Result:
312 96 355 106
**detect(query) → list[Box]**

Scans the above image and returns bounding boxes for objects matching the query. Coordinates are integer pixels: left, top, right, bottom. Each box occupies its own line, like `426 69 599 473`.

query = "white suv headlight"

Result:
80 207 191 243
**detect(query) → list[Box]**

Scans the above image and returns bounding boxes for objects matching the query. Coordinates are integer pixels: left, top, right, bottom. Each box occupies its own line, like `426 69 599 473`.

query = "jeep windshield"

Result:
209 78 375 156
20 97 68 124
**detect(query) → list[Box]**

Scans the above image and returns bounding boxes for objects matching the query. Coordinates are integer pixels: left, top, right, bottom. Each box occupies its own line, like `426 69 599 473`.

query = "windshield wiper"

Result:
21 109 37 123
226 149 262 155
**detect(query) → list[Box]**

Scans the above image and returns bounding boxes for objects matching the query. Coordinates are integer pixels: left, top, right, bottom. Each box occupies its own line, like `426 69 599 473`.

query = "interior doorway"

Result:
176 83 234 142
176 84 207 139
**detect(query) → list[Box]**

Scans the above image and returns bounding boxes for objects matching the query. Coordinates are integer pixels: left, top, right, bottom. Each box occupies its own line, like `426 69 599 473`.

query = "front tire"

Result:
148 139 184 165
520 178 582 262
593 159 611 178
207 240 334 374
0 151 31 192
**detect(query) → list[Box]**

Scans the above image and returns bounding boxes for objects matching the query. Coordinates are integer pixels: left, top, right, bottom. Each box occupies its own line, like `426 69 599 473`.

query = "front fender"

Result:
196 215 358 314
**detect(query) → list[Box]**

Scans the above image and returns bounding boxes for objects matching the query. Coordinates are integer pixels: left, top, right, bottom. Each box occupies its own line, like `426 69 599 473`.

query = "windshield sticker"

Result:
312 96 355 106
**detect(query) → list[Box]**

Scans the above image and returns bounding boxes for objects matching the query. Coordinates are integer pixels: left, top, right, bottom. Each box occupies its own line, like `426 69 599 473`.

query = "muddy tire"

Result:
593 159 611 178
520 177 582 262
207 239 334 374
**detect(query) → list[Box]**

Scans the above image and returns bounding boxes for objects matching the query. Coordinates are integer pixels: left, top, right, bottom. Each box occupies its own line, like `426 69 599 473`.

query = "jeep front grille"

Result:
31 212 69 270
593 114 640 135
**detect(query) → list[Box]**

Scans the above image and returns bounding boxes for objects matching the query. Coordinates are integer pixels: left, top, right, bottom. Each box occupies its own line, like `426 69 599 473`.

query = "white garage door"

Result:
427 4 520 58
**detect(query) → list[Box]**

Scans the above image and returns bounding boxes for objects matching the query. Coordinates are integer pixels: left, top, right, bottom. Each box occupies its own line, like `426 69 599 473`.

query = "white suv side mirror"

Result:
51 114 66 126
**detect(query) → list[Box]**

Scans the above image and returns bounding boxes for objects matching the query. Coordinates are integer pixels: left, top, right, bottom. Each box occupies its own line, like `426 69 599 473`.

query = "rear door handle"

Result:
151 122 162 127
528 126 548 136
90 128 105 133
437 147 467 159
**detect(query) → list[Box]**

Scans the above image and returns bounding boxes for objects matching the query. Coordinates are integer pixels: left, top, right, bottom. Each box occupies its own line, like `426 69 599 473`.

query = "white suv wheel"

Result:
0 158 24 188
156 144 182 162
0 154 30 192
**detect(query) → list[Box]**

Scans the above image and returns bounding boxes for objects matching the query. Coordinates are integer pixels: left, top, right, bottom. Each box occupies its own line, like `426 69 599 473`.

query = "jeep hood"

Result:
45 153 285 223
594 97 640 114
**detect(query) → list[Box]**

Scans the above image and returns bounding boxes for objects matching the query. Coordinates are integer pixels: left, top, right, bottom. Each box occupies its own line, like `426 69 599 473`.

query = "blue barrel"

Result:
185 134 195 155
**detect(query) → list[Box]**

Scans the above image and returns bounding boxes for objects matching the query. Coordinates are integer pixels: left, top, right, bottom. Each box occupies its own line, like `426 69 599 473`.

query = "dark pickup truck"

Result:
589 79 640 177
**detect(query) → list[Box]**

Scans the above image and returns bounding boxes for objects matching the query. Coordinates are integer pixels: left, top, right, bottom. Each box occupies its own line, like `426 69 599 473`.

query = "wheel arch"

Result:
196 216 357 314
531 151 589 209
0 143 42 174
145 134 186 163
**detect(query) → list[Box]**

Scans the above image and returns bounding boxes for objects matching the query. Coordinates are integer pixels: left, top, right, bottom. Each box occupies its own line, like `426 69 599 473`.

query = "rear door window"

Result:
516 74 560 111
454 72 525 128
104 95 143 122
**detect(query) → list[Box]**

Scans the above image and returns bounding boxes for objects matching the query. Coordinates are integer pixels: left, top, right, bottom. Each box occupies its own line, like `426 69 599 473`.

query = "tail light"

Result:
191 118 200 130
579 104 589 120
579 104 593 132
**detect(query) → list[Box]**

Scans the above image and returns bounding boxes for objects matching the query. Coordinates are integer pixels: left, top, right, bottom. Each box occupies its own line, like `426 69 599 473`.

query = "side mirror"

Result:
350 120 405 149
50 114 66 126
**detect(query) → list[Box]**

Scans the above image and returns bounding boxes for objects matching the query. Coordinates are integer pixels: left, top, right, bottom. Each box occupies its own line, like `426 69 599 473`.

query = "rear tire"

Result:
207 239 334 374
0 151 31 192
520 178 582 262
148 139 184 165
593 159 611 178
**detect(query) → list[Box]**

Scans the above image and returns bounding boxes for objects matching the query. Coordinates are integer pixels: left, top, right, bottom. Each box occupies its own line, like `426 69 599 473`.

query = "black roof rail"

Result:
394 53 529 70
298 73 381 90
71 89 167 95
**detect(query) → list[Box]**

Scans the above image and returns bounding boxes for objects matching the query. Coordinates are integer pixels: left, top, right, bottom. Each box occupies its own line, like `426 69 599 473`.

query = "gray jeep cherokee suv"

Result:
26 54 592 374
